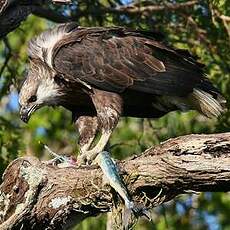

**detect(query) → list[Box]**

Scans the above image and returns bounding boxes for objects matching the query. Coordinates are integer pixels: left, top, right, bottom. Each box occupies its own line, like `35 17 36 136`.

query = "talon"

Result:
48 157 62 165
78 131 112 165
77 152 99 166
87 158 92 165
77 154 88 165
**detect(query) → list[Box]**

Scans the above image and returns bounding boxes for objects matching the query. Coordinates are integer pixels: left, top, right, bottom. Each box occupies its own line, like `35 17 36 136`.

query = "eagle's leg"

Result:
78 89 123 165
79 131 113 164
75 116 98 153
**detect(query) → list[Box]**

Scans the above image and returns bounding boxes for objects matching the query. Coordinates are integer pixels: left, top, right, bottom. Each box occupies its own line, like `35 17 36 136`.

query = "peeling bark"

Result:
0 132 230 229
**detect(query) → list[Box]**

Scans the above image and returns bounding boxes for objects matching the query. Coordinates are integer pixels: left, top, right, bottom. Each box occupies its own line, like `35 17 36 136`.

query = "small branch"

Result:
109 0 198 15
209 5 230 43
220 15 230 22
0 133 230 229
219 15 230 42
0 0 9 14
52 0 72 3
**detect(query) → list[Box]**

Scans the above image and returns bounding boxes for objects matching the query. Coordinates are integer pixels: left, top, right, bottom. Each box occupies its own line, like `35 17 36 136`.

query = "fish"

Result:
95 151 151 229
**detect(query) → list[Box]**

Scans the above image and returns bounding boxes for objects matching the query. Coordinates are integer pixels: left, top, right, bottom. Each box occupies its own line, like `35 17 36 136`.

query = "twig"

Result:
52 0 71 3
220 15 230 22
220 15 230 42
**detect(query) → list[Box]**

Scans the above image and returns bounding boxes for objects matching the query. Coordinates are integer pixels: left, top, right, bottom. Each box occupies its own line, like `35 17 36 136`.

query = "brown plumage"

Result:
19 23 226 163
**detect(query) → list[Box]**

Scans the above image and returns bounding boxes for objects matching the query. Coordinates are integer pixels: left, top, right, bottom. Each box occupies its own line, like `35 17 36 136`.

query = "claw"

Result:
78 154 93 166
77 154 87 165
77 131 112 166
77 151 100 166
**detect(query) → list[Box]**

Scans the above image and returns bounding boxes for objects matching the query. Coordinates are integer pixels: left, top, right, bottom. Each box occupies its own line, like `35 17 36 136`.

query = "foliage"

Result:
0 0 230 229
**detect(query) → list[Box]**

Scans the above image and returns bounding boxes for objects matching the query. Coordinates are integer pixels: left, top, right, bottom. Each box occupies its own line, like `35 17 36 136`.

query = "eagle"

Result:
19 23 226 164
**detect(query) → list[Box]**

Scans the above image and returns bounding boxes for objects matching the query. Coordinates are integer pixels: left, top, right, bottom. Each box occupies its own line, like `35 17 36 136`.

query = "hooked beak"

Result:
20 104 37 123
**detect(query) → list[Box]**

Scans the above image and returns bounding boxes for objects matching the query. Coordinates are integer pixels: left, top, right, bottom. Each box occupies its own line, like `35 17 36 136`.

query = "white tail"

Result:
189 88 226 118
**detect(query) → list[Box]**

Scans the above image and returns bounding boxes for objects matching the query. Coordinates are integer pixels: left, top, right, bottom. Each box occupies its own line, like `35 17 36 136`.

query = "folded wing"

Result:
53 27 209 97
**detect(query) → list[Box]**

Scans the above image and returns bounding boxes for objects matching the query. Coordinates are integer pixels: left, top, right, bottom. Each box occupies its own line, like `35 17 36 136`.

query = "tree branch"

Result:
0 1 200 38
32 6 73 23
0 132 230 229
0 5 33 38
52 0 71 3
108 0 198 15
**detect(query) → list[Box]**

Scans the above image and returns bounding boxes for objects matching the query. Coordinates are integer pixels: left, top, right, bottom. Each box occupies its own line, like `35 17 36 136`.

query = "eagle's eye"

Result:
28 95 37 103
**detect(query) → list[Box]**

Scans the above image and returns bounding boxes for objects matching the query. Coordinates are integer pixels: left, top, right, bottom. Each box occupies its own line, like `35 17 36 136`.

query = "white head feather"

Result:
28 24 75 68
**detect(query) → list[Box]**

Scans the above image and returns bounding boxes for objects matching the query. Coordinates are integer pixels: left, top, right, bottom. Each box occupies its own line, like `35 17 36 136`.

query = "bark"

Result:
0 0 71 38
0 5 33 38
0 132 230 229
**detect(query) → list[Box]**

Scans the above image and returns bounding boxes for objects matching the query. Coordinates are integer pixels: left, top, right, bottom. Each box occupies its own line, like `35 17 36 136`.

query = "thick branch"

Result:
32 6 73 23
0 132 230 229
0 0 71 38
0 5 33 38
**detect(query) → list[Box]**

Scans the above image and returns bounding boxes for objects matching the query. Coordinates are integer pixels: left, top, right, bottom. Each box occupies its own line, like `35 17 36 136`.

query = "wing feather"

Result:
53 27 205 96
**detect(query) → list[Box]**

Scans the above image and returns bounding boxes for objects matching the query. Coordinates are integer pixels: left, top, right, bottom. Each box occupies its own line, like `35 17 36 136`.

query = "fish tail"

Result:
122 201 151 229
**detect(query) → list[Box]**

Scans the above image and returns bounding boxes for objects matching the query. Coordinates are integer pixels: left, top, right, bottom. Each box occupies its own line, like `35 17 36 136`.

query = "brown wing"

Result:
53 27 206 97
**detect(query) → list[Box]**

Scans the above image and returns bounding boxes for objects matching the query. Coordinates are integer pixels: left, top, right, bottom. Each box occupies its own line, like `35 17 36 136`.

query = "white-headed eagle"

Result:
19 23 226 164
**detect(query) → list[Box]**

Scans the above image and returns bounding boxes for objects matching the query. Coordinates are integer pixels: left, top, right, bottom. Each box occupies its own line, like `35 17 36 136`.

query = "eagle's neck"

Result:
28 25 70 68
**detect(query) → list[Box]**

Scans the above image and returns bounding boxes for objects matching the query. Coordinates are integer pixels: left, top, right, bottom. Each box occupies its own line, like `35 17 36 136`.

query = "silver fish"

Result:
95 151 151 228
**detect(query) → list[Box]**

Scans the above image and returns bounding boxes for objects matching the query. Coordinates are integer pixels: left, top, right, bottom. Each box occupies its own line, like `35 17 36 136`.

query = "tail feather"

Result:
189 88 226 118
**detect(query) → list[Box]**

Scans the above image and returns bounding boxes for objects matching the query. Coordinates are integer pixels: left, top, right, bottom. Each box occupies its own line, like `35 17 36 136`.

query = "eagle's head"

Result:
19 60 63 123
19 23 79 123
